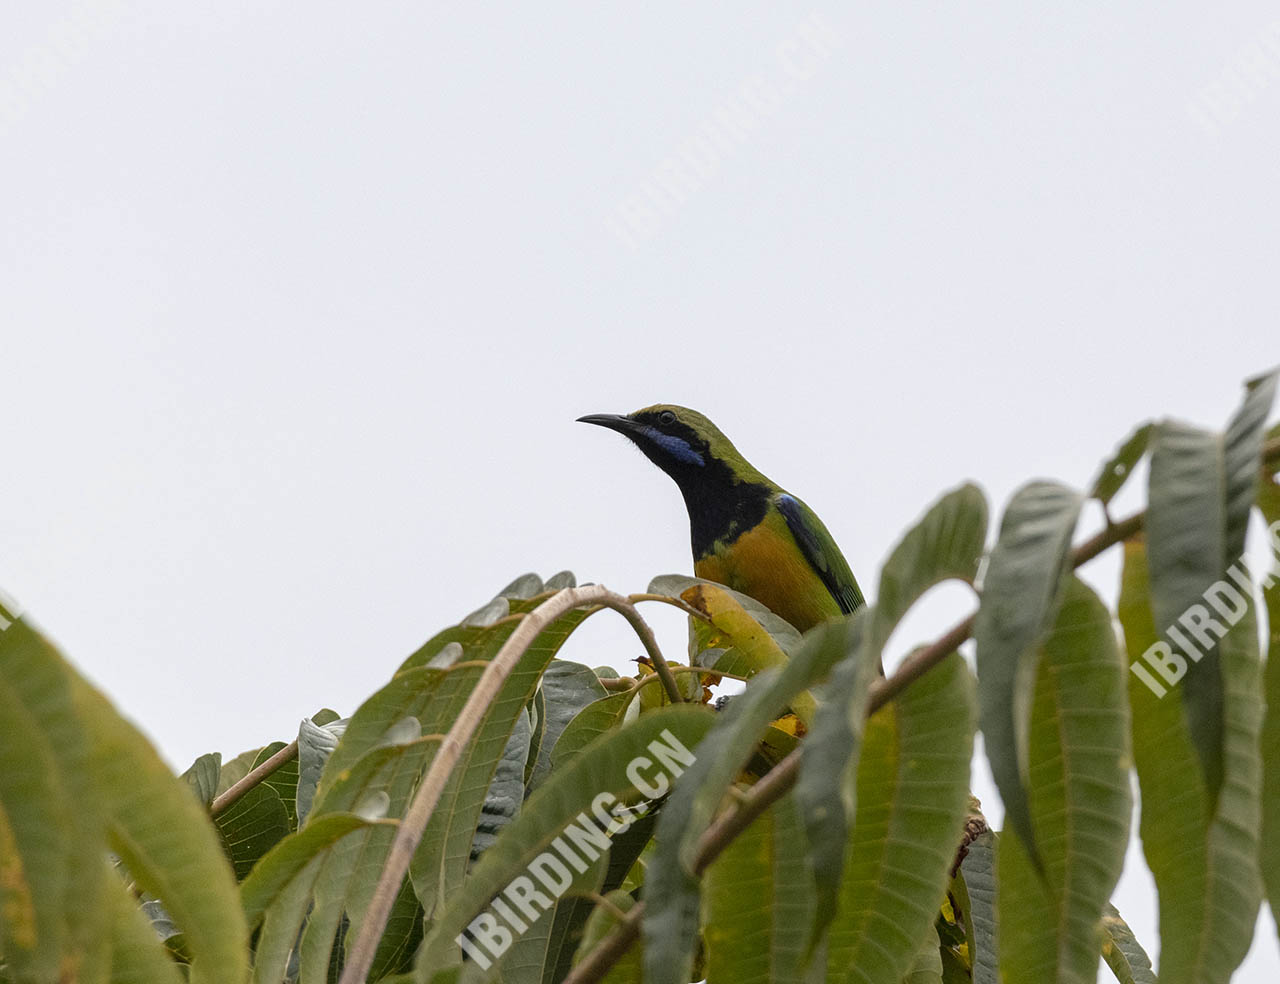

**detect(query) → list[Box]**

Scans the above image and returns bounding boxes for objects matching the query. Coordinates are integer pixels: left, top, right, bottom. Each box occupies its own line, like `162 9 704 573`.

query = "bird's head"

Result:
577 404 768 489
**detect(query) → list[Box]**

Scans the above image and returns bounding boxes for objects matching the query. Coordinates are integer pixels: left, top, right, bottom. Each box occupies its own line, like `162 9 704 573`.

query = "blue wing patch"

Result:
776 492 865 614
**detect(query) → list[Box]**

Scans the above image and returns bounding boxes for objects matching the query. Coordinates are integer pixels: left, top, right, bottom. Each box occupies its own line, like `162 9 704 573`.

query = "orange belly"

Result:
693 512 842 632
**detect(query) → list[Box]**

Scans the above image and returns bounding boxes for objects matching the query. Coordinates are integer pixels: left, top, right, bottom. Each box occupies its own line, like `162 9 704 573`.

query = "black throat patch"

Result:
676 459 772 559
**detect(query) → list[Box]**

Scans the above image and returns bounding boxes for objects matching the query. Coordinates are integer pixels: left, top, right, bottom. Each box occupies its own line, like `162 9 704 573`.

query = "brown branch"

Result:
209 740 298 818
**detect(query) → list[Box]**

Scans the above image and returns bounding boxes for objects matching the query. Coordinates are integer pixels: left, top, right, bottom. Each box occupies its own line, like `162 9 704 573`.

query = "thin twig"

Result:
210 740 298 818
337 584 674 984
564 439 1280 983
627 592 712 620
600 601 686 705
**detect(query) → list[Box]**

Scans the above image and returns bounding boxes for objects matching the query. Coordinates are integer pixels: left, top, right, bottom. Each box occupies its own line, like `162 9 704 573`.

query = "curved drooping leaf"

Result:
822 652 975 984
0 611 108 979
242 813 390 984
791 633 876 950
648 573 803 657
77 678 250 984
995 577 1131 984
0 610 244 984
105 874 187 984
182 753 222 808
415 705 715 978
797 483 986 946
1144 371 1276 795
1259 473 1280 942
1089 421 1153 508
241 813 386 927
408 599 594 922
952 829 998 984
678 581 791 677
491 894 595 984
975 480 1083 864
1101 905 1157 984
902 923 944 984
643 616 861 984
867 483 988 664
296 716 346 824
472 707 533 859
528 660 608 790
299 691 460 981
1120 542 1263 984
0 660 76 979
702 791 813 984
494 812 660 984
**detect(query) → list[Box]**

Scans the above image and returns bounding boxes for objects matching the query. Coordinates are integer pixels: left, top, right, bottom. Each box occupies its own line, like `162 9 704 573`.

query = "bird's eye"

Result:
658 410 677 426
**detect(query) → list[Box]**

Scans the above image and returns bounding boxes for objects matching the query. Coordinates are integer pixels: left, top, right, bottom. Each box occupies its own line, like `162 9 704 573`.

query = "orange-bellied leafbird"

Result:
579 404 864 632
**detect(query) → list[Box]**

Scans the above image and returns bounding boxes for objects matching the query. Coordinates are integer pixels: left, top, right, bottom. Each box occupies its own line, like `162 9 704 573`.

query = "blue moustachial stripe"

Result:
638 426 705 466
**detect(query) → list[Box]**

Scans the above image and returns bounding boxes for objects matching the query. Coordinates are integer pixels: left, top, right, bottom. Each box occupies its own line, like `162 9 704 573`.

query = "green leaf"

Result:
1100 905 1156 984
300 716 451 981
77 680 250 984
471 708 533 859
528 661 608 790
677 581 792 678
490 895 596 984
297 717 346 825
648 573 803 658
868 483 988 662
407 601 593 923
995 577 1131 984
0 664 75 978
1144 371 1277 795
1260 474 1280 943
797 483 986 948
415 705 715 978
823 652 975 984
952 830 998 984
551 691 636 771
902 923 944 984
1119 542 1264 984
792 627 876 949
240 813 383 928
241 813 388 984
1089 421 1153 507
214 784 291 881
573 890 642 984
975 480 1083 864
643 616 861 984
267 579 602 966
494 813 660 984
182 753 223 808
216 747 263 797
0 612 109 978
105 876 186 984
702 791 813 984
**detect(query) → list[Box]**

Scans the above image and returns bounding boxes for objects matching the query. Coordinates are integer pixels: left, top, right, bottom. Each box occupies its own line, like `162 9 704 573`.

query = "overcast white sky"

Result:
3 1 1279 978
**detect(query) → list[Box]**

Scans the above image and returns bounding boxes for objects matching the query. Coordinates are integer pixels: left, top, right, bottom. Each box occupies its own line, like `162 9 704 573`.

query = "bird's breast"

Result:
693 511 843 632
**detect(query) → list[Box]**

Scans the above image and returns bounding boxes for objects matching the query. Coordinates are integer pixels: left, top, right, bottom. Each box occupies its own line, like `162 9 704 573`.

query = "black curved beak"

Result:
576 413 639 437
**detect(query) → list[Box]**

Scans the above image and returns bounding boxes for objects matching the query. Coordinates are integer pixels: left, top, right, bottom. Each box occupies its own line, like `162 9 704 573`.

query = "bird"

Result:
578 404 864 633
